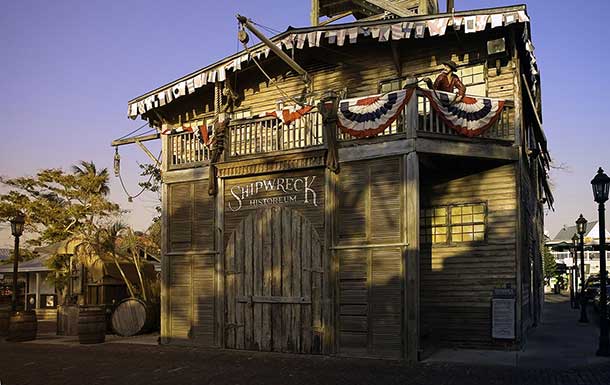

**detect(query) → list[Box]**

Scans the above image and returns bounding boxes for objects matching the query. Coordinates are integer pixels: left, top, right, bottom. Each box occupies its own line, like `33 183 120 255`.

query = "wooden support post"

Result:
404 151 420 362
135 140 160 166
215 177 225 348
324 168 338 354
35 272 41 310
512 45 524 345
515 161 523 345
160 134 171 344
25 272 29 310
390 42 402 78
406 90 418 139
311 0 319 26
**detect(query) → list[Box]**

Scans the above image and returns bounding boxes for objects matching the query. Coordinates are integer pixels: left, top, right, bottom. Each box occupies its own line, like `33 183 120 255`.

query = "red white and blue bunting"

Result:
337 88 415 138
421 89 505 137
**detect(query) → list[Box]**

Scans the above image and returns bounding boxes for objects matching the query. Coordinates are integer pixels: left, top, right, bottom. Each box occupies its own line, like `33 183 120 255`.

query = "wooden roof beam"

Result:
319 11 353 26
351 0 387 16
365 0 413 17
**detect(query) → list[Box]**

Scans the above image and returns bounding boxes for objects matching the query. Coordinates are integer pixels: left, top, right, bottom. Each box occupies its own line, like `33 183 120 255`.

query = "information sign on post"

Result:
492 288 516 340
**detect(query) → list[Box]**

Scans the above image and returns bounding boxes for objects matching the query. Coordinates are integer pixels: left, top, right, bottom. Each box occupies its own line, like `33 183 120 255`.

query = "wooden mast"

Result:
311 0 320 26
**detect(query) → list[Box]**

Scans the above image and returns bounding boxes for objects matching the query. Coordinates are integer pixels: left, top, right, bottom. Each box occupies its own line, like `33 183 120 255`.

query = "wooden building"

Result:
121 2 551 361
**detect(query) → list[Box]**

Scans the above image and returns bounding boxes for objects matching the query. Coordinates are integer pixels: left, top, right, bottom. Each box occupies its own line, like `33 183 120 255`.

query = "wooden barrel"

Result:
111 298 157 337
7 310 38 342
0 306 11 336
78 306 106 344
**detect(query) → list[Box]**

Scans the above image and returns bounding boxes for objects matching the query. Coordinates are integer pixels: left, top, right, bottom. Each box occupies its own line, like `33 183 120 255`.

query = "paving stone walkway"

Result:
1 294 609 385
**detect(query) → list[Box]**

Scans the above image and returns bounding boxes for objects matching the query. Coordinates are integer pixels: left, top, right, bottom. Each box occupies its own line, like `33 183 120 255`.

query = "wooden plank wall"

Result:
167 179 216 344
518 154 543 333
336 157 404 359
168 181 215 251
420 164 517 348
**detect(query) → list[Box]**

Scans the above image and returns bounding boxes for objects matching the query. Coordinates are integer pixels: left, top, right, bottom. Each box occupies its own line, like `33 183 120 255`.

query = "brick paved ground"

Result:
1 342 610 385
1 294 610 385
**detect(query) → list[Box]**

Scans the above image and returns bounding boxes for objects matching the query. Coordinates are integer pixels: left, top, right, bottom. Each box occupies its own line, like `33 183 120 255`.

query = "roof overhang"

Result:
127 4 533 119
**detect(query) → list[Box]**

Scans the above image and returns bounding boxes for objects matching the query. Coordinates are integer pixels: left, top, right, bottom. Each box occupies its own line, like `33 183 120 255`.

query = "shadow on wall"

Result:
418 156 530 352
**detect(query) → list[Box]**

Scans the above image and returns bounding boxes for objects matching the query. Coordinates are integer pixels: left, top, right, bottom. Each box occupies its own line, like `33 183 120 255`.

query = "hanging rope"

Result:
250 20 281 35
116 122 150 141
113 146 161 203
238 24 306 107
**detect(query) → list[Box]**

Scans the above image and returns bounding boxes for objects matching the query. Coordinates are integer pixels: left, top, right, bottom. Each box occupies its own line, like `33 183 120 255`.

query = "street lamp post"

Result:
9 212 25 312
591 167 610 357
573 234 580 309
569 246 575 308
577 214 588 323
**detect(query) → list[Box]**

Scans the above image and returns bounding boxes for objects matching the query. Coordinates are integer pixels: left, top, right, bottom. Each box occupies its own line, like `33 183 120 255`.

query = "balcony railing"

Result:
415 92 515 141
228 113 324 157
168 131 211 169
166 90 516 167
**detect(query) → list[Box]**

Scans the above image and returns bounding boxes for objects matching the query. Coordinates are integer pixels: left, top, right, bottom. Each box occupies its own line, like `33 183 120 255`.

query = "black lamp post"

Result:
9 211 25 312
573 233 580 309
577 214 588 323
591 167 610 357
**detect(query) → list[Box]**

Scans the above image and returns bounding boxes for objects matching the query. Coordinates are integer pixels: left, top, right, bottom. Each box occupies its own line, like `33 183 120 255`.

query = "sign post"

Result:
492 287 516 340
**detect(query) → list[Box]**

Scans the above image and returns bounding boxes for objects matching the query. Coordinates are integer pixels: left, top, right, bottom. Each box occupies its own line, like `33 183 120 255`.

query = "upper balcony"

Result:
166 90 516 170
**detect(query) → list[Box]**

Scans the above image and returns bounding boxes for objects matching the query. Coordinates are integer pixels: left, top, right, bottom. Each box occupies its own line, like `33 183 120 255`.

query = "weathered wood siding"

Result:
168 180 215 252
222 30 517 120
420 163 517 347
336 157 404 358
168 253 215 344
166 178 216 344
518 154 544 332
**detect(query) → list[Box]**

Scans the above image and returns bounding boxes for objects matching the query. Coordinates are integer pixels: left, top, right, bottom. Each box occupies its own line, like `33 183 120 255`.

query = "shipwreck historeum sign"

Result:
227 174 320 212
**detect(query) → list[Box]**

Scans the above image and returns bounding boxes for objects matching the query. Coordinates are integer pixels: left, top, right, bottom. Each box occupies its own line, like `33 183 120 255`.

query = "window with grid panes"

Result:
421 207 448 244
380 63 487 95
456 64 486 96
450 203 486 242
421 203 487 244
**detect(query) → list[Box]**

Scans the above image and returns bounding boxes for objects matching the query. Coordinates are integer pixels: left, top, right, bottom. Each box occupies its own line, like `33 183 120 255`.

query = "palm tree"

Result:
72 161 110 196
73 222 137 299
117 228 150 302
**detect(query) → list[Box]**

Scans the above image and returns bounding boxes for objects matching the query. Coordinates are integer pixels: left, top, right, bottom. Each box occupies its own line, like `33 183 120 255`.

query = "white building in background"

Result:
546 221 610 277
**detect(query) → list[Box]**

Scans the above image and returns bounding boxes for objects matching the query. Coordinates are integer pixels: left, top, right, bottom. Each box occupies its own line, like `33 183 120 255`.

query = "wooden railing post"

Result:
224 124 232 161
406 91 419 139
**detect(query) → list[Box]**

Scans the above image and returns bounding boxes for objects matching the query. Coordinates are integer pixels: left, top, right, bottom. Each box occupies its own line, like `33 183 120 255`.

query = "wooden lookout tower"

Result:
311 0 440 25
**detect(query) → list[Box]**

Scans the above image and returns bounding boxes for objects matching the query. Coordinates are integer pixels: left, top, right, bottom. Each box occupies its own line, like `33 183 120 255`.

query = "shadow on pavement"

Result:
425 293 610 369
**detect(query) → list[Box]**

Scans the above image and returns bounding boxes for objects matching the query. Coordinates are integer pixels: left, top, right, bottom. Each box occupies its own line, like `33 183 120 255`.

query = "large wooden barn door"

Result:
224 207 323 353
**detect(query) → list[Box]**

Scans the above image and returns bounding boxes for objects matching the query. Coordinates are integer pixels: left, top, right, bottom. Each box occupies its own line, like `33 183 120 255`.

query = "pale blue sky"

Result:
1 0 608 246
